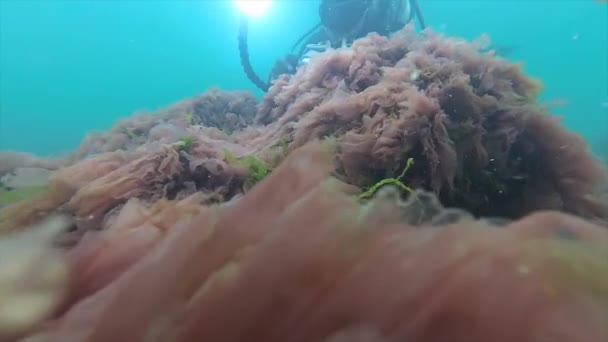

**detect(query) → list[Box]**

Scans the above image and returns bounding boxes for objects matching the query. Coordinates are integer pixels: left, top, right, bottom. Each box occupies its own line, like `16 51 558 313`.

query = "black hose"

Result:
238 17 269 92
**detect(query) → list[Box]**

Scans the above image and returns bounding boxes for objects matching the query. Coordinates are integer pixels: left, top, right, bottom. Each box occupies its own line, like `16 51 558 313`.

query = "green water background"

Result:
1 0 606 158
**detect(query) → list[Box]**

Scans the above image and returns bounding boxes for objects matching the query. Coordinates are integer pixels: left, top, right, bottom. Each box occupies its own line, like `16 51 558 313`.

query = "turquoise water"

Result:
1 0 606 158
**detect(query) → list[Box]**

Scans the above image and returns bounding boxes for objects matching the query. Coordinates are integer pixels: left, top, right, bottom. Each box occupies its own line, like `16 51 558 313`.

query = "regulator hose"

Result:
238 17 269 92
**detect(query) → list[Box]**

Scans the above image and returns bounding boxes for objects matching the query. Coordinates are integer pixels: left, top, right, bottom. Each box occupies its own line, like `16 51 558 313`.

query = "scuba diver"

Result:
238 0 426 92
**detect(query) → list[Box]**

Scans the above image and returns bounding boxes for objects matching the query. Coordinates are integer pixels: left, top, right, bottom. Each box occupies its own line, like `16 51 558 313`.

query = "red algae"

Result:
13 142 608 342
